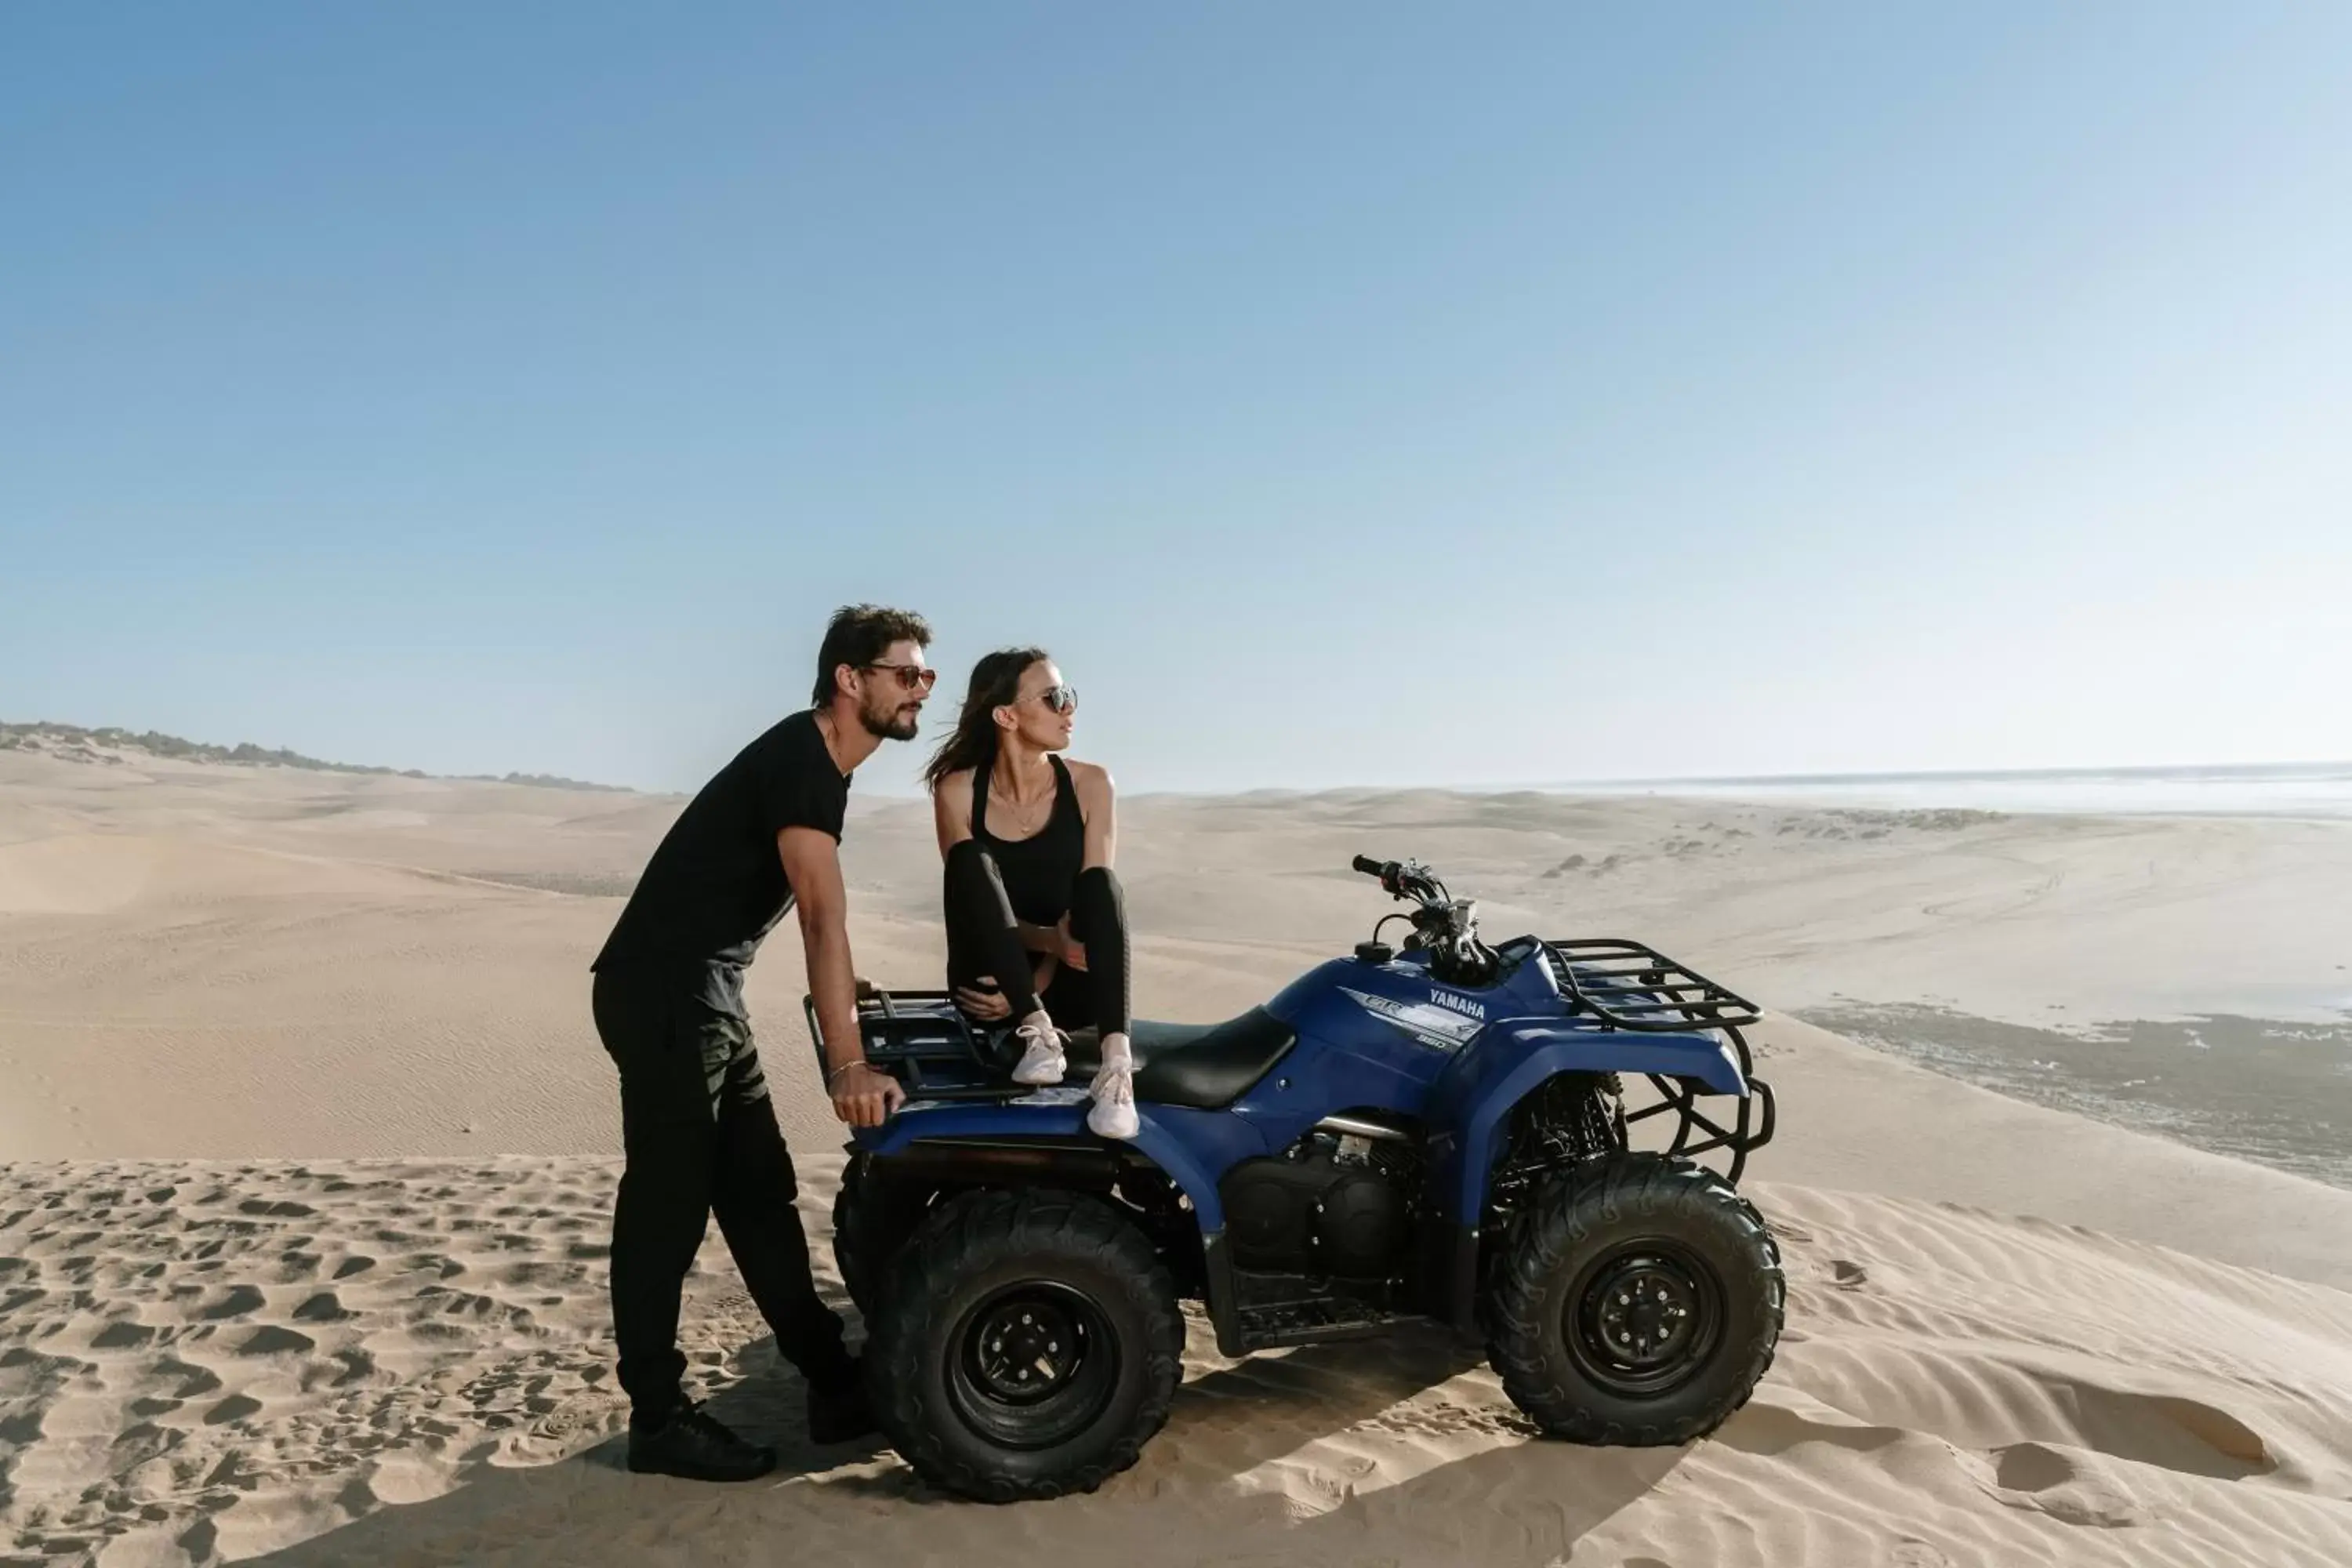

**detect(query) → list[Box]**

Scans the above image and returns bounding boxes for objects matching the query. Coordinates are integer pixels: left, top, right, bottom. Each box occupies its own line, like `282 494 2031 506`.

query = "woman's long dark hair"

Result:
923 647 1050 790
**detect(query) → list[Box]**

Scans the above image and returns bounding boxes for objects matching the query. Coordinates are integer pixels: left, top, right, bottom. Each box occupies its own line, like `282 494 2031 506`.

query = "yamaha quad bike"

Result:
813 855 1784 1502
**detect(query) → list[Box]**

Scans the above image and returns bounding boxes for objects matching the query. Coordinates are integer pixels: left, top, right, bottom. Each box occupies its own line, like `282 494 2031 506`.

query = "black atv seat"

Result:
1063 1007 1297 1109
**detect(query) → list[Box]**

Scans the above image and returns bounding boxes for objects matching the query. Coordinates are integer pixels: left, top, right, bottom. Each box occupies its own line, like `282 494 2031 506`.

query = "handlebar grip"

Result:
1352 855 1387 877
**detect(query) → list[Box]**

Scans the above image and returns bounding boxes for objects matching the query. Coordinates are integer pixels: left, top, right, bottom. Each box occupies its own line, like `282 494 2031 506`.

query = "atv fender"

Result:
1427 1023 1749 1230
852 1099 1265 1231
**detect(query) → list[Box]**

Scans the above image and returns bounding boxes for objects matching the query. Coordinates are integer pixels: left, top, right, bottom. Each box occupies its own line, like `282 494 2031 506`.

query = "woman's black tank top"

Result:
972 755 1085 927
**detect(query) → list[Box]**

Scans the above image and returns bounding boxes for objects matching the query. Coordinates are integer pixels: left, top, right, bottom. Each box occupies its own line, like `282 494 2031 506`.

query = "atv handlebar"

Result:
1351 852 1499 986
1352 852 1438 902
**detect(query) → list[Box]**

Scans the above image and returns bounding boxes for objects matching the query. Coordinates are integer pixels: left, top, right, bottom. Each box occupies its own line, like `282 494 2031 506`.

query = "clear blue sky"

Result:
5 5 2347 796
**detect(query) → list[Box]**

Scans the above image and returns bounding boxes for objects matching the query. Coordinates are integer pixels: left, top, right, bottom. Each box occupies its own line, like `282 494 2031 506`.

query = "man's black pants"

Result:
592 969 854 1422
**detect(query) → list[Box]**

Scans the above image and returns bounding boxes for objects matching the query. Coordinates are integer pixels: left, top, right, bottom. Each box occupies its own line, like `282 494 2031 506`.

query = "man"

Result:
590 604 926 1482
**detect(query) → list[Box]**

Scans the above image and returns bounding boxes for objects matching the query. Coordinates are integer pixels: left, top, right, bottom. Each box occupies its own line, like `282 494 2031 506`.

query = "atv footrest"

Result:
1226 1269 1417 1351
1234 1298 1407 1350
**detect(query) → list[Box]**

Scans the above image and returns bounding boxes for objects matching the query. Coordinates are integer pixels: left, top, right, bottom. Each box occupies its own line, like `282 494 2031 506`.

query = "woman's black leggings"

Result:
943 840 1131 1036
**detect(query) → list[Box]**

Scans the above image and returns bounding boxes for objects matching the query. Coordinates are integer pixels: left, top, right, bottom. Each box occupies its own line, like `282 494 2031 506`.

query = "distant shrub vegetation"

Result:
0 720 629 793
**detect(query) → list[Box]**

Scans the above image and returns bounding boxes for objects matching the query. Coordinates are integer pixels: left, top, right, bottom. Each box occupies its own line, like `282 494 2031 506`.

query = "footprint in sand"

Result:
1888 1544 1953 1568
90 1319 159 1349
1831 1259 1870 1290
198 1283 267 1319
235 1324 315 1356
1990 1442 2147 1529
2027 1375 2276 1479
152 1355 223 1397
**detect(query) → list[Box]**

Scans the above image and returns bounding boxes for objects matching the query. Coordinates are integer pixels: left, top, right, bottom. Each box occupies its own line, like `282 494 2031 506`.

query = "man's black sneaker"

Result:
807 1364 878 1445
626 1400 777 1482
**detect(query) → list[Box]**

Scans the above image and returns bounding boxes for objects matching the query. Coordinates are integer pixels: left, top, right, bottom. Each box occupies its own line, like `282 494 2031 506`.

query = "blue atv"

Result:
815 855 1784 1501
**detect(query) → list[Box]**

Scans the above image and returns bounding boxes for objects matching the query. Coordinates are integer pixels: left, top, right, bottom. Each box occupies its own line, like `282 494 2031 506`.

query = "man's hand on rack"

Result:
829 1061 905 1127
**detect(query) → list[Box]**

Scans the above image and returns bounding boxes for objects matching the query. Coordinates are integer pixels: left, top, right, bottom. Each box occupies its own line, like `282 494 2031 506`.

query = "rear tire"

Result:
831 1153 934 1319
1487 1153 1782 1445
868 1188 1183 1501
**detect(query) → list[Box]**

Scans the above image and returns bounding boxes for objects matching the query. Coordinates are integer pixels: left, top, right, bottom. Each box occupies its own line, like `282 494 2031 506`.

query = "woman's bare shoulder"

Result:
1065 757 1116 797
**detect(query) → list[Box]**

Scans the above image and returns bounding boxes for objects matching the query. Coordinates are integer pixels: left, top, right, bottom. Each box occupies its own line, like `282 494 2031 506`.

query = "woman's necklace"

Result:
989 760 1055 838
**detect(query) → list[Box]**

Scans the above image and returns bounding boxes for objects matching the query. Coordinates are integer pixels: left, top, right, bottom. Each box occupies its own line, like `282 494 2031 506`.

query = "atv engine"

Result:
1221 1125 1420 1278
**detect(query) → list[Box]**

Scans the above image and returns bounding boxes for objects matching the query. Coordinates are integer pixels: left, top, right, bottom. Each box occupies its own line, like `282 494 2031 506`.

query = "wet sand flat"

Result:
1801 1004 2352 1188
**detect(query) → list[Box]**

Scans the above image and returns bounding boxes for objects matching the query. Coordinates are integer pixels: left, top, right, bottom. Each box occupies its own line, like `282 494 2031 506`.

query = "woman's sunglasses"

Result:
1026 684 1078 714
862 661 938 692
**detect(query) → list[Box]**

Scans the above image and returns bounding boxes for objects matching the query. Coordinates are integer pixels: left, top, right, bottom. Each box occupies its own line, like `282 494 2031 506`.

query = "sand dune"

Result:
3 742 2350 1564
0 836 440 917
3 1156 2347 1566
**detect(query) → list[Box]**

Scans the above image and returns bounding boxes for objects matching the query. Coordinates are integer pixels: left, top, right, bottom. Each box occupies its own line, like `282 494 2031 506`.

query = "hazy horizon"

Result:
15 717 2352 820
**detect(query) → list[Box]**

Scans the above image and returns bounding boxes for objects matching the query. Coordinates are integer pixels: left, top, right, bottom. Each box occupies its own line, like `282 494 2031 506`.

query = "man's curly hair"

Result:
812 604 933 706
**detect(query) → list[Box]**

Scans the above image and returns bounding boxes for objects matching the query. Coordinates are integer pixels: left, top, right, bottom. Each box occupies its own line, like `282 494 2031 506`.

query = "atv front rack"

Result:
804 989 1015 1102
1544 938 1775 1183
1543 938 1762 1033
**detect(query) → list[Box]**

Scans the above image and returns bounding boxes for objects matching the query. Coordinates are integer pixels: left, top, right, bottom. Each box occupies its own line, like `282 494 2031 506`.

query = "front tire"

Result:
868 1188 1184 1501
1487 1153 1782 1444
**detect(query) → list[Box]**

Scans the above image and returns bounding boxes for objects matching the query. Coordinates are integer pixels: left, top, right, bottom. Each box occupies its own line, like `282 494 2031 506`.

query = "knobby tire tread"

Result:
870 1187 1184 1502
1487 1152 1783 1446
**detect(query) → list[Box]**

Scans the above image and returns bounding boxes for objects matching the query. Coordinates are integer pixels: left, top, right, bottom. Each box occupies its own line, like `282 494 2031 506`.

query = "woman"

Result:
924 648 1135 1139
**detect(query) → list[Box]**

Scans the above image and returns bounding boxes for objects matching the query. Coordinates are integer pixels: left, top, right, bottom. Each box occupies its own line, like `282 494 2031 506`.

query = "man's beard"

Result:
859 695 920 742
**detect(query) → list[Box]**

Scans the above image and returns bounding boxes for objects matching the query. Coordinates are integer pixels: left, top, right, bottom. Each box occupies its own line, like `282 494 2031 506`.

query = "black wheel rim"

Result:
1564 1239 1725 1399
946 1282 1120 1452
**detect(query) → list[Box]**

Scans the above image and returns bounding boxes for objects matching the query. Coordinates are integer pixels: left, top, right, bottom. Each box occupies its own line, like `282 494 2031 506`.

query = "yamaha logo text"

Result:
1429 990 1485 1021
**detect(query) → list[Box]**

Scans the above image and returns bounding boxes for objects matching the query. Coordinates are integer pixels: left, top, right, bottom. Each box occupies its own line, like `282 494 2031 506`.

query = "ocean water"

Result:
1540 761 2352 822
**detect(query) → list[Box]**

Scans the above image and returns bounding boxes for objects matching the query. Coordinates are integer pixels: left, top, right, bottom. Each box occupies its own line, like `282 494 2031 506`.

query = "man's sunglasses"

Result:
862 661 938 692
1026 684 1078 714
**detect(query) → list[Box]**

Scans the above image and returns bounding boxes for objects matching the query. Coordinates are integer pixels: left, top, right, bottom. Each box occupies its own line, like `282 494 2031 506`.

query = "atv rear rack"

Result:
804 989 1014 1102
1544 938 1775 1182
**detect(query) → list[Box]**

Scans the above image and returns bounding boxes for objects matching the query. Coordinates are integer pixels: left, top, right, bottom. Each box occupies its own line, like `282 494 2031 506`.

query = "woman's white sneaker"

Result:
1087 1033 1140 1139
1010 1017 1068 1086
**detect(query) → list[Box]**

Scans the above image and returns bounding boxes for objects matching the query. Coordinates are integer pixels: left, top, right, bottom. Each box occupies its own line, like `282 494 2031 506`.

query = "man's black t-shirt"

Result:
593 710 850 1015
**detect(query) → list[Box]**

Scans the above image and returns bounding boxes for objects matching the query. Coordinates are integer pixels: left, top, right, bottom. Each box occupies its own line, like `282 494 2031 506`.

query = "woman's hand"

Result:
956 953 1060 1020
1056 914 1089 973
829 1061 906 1127
955 978 1012 1020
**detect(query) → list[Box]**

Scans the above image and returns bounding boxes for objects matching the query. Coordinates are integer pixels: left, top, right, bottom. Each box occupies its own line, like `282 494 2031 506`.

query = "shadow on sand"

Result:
246 1322 1688 1567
